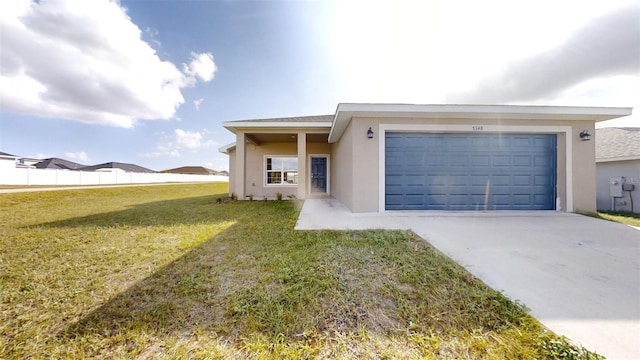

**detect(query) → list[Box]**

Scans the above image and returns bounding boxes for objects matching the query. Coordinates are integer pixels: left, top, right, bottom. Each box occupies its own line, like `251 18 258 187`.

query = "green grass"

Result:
1 183 602 359
589 211 640 227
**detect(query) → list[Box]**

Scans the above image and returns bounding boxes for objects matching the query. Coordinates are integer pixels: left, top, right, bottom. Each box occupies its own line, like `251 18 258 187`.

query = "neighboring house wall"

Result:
341 117 596 213
596 160 640 213
0 158 16 171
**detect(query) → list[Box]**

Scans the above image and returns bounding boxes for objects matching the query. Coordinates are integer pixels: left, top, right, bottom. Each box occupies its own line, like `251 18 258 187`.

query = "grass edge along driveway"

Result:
0 183 601 359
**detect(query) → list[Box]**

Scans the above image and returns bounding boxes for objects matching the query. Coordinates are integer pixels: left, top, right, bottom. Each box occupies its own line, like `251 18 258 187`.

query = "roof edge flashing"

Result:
219 142 236 154
328 103 632 142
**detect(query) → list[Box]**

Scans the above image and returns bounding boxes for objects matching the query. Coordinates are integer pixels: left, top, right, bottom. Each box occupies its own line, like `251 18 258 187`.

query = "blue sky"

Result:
1 0 638 171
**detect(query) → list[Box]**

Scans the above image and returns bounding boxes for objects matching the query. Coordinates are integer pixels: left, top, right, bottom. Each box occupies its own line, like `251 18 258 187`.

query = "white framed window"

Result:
265 156 298 185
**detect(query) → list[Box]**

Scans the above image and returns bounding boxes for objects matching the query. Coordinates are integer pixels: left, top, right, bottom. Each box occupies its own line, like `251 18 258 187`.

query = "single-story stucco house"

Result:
219 104 632 213
595 127 640 214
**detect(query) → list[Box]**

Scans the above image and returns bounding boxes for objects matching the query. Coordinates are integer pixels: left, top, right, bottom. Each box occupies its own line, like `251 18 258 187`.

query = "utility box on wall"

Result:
610 177 624 198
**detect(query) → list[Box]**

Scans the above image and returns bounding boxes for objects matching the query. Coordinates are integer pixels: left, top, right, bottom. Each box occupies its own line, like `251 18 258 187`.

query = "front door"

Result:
310 156 327 193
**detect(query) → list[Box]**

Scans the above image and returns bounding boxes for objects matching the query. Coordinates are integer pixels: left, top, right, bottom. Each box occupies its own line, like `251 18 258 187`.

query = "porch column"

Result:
235 132 245 199
297 132 306 199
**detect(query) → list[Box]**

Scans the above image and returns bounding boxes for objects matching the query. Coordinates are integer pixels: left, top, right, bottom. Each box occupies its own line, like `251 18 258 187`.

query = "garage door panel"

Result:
405 174 426 185
513 156 532 167
385 195 403 207
451 155 470 167
385 132 556 210
471 136 491 147
534 175 552 185
534 155 552 167
493 194 511 205
492 175 511 186
450 136 470 148
534 135 553 147
471 175 489 186
472 155 490 166
513 194 533 205
449 174 469 185
513 136 534 147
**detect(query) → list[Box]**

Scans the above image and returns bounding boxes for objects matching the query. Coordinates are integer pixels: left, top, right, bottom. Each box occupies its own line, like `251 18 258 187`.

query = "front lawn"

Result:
592 211 640 227
0 183 600 359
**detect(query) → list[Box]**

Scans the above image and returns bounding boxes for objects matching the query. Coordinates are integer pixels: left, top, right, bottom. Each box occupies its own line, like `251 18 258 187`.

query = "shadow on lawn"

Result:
33 193 235 228
57 221 243 340
54 200 300 348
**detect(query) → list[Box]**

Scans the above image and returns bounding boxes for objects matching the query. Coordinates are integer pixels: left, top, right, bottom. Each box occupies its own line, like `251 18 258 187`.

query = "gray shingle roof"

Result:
162 166 223 175
34 158 86 170
78 162 156 173
0 151 18 158
596 127 640 160
228 114 333 123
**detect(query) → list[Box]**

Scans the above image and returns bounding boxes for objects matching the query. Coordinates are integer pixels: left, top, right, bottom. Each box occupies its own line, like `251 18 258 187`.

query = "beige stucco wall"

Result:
228 149 236 195
350 119 379 212
227 115 600 212
330 120 354 210
570 120 597 213
340 117 598 213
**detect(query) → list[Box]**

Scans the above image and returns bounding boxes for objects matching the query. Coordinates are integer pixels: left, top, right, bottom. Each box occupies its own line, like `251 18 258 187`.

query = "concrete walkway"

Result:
296 198 640 360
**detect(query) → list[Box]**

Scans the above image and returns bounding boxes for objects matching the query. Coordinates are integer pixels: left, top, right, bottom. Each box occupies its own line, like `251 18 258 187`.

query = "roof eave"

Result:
596 155 640 163
223 121 332 134
219 142 236 155
328 104 633 143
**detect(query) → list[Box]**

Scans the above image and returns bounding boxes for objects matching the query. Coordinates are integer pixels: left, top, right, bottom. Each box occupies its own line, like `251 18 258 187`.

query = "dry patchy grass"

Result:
1 183 601 359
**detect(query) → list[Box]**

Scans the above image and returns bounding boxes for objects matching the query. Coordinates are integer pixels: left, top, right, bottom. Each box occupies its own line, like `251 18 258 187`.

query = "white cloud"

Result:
183 52 217 83
446 2 639 104
138 149 181 158
144 26 162 48
194 98 204 110
206 158 229 172
138 128 218 158
64 151 89 162
28 152 54 160
0 0 217 127
328 0 636 105
174 129 214 150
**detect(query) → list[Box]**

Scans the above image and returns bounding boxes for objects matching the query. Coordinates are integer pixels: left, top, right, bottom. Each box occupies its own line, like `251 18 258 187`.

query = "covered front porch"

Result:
220 115 334 200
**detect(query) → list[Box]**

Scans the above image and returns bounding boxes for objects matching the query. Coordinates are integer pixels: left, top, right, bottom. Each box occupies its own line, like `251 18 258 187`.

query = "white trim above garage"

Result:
329 103 631 143
377 124 574 213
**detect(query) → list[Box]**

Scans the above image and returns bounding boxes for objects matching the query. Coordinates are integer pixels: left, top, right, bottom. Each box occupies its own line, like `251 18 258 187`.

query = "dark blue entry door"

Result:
385 133 557 210
311 157 327 193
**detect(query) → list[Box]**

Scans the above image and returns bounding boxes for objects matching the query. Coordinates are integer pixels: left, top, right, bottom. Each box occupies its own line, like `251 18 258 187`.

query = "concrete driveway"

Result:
296 198 640 360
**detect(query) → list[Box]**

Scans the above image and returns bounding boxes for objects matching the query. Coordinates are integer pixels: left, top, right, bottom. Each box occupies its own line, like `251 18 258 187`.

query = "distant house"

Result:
163 166 223 175
33 157 86 170
596 127 640 213
0 151 18 171
78 162 156 173
16 157 41 168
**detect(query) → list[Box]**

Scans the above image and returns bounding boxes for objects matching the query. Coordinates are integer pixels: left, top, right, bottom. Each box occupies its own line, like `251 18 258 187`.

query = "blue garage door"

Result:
385 133 557 210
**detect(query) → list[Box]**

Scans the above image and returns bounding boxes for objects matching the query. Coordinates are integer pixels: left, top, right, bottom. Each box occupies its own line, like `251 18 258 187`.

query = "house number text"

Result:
472 126 484 131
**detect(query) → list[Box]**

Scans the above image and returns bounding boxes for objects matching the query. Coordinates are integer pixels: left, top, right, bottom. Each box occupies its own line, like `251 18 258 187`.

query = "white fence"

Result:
0 167 228 186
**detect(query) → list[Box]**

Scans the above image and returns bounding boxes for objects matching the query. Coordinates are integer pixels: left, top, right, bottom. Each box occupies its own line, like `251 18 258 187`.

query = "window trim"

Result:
264 155 299 187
